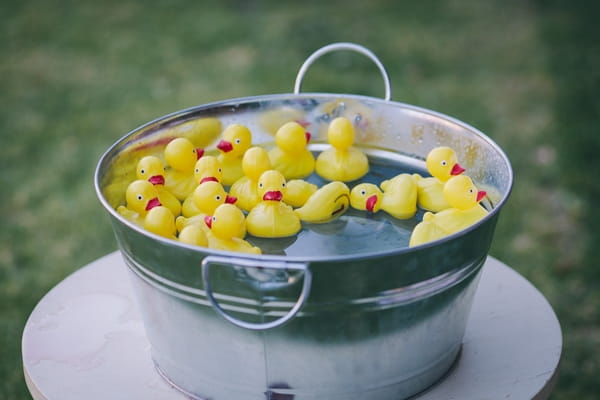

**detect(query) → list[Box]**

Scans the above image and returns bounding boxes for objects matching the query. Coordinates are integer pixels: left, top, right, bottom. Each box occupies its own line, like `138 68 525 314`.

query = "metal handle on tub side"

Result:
201 256 312 331
293 42 392 101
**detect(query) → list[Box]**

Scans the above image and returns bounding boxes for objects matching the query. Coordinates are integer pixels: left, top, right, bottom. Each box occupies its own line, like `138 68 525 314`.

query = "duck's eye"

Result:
469 188 474 193
360 190 366 195
235 138 241 144
195 168 199 173
192 149 197 153
212 216 216 222
140 169 145 175
259 183 263 188
441 160 447 166
282 182 286 188
218 168 222 173
215 195 221 201
137 195 143 201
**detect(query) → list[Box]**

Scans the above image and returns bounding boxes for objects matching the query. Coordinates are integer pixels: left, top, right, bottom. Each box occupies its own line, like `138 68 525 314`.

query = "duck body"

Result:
246 170 301 238
351 173 417 219
283 179 318 208
268 121 315 179
178 224 209 247
216 124 253 186
315 117 368 182
294 181 350 223
409 175 488 247
144 206 177 239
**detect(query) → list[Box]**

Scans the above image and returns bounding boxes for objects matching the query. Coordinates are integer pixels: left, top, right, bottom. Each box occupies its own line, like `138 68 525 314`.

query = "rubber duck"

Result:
350 174 418 219
283 179 318 208
168 117 222 148
181 156 224 217
164 137 203 200
178 224 209 247
136 156 181 216
414 146 465 212
229 146 272 212
216 123 253 186
176 181 240 235
294 181 350 223
204 204 261 254
268 121 315 179
144 206 177 239
409 175 488 247
315 116 369 182
246 170 301 238
117 180 163 226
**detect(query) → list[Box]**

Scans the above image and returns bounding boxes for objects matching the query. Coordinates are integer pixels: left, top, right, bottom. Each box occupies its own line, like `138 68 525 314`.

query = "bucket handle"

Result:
293 42 392 101
201 256 312 331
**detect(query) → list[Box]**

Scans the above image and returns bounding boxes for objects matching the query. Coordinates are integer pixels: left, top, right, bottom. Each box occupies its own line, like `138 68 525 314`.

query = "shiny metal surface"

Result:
95 65 513 399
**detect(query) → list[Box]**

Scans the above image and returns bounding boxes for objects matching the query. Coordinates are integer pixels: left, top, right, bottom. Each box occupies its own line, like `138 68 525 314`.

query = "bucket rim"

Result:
94 92 514 263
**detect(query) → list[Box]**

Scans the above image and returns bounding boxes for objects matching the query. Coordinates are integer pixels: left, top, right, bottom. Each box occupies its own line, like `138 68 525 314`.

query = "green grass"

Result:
2 0 599 398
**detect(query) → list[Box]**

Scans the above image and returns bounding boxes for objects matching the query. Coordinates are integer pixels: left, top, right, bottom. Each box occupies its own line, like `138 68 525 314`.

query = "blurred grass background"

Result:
1 0 598 398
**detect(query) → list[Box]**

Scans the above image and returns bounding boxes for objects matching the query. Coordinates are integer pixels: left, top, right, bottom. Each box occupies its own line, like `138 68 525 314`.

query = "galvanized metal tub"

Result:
95 43 513 399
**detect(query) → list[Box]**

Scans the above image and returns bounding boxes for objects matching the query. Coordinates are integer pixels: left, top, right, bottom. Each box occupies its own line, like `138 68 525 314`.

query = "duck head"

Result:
242 146 272 181
275 121 311 154
194 155 223 184
125 180 162 215
257 170 287 202
204 203 246 240
426 146 465 182
136 156 166 186
443 175 487 210
193 180 237 215
350 183 382 213
217 124 252 157
164 137 203 173
327 117 355 151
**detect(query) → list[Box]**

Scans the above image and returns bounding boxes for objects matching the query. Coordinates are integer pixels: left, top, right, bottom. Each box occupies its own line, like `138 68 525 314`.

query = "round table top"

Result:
22 251 562 400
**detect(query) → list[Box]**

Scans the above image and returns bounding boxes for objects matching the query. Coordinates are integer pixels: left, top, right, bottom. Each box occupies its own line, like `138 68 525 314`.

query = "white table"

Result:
22 252 562 400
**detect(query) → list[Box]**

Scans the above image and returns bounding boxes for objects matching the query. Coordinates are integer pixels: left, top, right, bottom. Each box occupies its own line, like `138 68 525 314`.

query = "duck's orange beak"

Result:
225 195 237 204
217 140 233 153
305 131 312 143
199 176 218 184
204 215 213 229
451 163 465 176
148 175 165 186
146 197 162 211
366 195 378 212
476 190 487 202
263 191 283 201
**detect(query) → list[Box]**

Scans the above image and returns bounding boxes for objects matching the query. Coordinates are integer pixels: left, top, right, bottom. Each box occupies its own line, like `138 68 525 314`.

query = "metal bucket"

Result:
95 43 513 399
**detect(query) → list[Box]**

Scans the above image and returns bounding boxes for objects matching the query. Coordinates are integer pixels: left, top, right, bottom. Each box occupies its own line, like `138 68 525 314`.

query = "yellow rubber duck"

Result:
205 204 261 255
144 206 177 239
350 173 418 219
414 146 465 212
268 121 315 179
229 146 272 212
294 181 350 223
136 156 181 216
409 175 488 247
164 137 203 200
117 180 163 226
168 117 222 148
178 224 209 247
176 181 239 234
283 179 318 208
315 116 369 182
216 123 253 186
246 170 301 238
181 156 224 217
